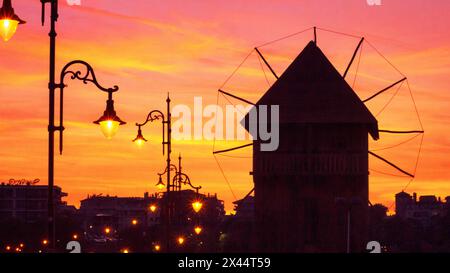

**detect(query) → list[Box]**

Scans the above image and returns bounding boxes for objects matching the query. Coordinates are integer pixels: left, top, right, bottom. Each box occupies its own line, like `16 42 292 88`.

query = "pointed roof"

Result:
244 41 379 139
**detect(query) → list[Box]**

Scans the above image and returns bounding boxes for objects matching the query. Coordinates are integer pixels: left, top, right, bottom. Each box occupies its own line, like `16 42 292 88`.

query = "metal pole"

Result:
166 94 171 252
346 208 351 253
178 154 182 191
47 0 58 251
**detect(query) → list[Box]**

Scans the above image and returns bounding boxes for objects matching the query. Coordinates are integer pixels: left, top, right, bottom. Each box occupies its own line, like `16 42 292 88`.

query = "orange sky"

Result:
0 0 449 212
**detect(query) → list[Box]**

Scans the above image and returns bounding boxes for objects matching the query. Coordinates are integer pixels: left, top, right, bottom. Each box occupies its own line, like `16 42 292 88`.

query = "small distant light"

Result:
104 227 111 234
19 243 24 248
154 244 161 251
42 239 48 245
131 219 138 225
149 205 157 212
72 234 78 240
194 226 202 235
192 201 203 213
177 236 185 245
121 248 129 253
5 245 11 251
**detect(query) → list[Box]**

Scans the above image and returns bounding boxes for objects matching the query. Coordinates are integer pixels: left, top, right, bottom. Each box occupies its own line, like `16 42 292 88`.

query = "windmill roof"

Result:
243 41 379 139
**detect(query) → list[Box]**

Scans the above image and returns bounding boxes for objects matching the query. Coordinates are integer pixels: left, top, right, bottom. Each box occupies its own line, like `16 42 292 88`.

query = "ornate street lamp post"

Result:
133 94 172 251
133 96 203 252
1 0 126 250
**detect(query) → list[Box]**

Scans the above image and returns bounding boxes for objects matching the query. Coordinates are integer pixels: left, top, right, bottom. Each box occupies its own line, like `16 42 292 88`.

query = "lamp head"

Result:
194 226 202 235
132 127 147 146
192 200 203 213
0 0 25 42
154 244 161 251
93 98 126 139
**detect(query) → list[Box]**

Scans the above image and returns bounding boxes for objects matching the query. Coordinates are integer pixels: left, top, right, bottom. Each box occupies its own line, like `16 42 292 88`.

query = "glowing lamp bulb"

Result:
132 128 147 146
149 205 157 212
131 219 138 225
42 240 48 245
72 234 78 240
177 237 185 245
104 227 111 234
0 19 19 42
99 120 120 139
192 201 203 213
156 176 165 190
121 248 129 253
135 138 144 146
154 244 160 251
194 226 202 235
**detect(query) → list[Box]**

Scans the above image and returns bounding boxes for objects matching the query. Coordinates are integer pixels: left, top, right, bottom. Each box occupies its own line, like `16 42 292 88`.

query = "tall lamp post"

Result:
153 154 203 251
133 94 172 251
1 0 126 250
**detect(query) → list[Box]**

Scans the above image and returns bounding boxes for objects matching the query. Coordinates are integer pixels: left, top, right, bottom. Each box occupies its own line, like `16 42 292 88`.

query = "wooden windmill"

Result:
213 27 424 253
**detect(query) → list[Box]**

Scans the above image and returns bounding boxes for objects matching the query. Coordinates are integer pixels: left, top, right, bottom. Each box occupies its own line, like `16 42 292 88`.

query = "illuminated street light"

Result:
194 226 202 235
156 175 165 190
72 234 78 240
192 201 203 213
104 227 111 235
42 239 48 246
177 236 185 245
132 126 147 146
154 244 161 252
19 243 24 248
131 219 138 225
0 0 25 42
5 245 11 251
149 204 157 213
121 248 129 254
93 94 126 139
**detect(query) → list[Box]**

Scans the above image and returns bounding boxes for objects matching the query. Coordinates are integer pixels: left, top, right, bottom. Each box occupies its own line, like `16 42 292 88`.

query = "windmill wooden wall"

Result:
246 41 379 252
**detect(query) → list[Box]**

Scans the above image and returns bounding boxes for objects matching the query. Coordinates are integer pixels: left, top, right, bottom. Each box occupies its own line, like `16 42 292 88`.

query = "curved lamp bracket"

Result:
56 60 121 155
136 110 165 127
60 60 119 93
173 172 202 192
157 164 178 176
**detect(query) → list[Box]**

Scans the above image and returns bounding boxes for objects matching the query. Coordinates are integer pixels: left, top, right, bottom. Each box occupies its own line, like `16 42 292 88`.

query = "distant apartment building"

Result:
79 190 225 235
79 192 160 232
0 182 70 223
395 191 450 225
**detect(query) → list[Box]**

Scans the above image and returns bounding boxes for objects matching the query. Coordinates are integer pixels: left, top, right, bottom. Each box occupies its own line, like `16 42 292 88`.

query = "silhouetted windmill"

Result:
213 27 424 253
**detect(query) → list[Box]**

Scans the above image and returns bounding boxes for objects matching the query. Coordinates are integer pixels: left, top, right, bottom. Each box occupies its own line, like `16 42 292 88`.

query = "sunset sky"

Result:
0 0 449 212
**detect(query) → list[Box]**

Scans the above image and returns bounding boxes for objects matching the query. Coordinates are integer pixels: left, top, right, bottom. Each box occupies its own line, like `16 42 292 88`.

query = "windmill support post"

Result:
363 77 407 103
343 37 364 79
254 47 279 79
